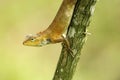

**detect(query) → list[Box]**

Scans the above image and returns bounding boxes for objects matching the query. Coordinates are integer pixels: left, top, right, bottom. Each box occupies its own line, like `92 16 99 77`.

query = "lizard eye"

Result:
30 38 35 41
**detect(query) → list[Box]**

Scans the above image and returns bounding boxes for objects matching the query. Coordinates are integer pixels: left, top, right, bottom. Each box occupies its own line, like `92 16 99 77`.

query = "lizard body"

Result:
23 0 77 47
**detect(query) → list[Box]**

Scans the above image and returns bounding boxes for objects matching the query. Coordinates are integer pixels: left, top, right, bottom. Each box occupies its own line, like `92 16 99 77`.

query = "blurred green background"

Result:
0 0 120 80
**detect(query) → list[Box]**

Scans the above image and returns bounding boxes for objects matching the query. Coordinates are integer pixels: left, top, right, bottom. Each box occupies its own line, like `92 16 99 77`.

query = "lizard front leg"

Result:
51 34 74 57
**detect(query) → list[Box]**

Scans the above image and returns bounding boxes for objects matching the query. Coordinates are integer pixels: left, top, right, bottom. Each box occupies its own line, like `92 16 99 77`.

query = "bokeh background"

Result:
0 0 120 80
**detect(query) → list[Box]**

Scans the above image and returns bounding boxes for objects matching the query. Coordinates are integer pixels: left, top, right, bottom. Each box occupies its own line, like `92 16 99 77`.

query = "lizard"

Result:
23 0 77 56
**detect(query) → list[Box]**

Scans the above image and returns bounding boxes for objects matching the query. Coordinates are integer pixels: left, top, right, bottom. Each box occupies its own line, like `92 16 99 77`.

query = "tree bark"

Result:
53 0 97 80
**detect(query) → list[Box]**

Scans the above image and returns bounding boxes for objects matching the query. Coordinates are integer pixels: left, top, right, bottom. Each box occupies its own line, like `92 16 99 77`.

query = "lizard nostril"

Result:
23 41 27 45
23 41 25 45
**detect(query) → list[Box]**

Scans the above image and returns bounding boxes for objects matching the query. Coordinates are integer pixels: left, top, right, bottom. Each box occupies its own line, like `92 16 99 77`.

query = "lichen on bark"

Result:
53 0 97 80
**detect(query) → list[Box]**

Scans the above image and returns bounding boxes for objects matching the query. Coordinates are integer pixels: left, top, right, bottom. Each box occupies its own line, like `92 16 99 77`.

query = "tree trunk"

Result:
53 0 97 80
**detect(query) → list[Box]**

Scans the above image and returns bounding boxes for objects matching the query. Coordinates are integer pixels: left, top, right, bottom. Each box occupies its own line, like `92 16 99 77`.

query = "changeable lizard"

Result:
23 0 77 55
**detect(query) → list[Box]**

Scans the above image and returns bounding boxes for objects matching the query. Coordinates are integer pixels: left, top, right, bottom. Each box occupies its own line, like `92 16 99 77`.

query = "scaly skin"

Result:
23 0 77 47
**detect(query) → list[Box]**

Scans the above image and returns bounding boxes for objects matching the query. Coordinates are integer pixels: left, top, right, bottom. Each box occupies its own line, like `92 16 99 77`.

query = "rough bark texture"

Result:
53 0 97 80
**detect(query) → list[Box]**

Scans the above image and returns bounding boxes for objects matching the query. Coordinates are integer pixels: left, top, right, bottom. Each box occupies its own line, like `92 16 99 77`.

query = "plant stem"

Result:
53 0 97 80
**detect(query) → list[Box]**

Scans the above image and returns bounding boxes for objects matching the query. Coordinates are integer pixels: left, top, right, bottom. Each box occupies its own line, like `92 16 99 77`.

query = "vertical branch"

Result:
53 0 97 80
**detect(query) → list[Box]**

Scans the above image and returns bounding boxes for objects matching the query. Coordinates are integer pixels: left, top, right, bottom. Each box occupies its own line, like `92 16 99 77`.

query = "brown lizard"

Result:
23 0 77 53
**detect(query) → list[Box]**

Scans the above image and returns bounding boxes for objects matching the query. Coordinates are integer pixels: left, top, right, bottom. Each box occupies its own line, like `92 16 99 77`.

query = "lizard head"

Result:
23 33 51 47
